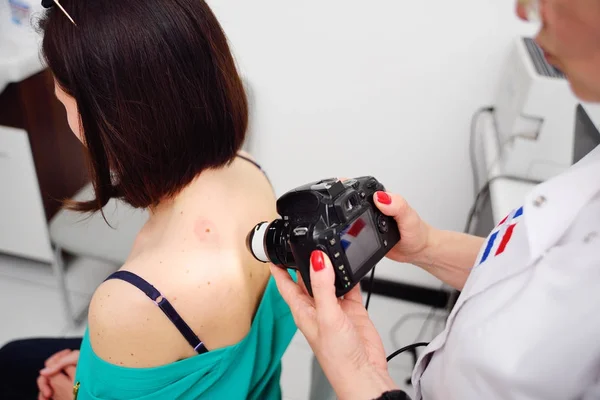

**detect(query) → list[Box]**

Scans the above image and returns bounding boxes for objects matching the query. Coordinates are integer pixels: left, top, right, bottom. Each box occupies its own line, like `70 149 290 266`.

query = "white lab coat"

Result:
412 144 600 400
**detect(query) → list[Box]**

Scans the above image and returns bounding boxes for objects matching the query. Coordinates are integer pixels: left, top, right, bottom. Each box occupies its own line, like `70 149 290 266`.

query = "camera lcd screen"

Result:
340 211 380 274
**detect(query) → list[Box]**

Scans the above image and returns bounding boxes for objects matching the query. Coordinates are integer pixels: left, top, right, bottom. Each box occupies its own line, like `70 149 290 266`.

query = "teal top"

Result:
73 276 297 400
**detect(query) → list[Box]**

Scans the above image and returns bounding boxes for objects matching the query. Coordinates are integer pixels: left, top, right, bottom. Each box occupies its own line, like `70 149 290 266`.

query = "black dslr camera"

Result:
247 176 400 297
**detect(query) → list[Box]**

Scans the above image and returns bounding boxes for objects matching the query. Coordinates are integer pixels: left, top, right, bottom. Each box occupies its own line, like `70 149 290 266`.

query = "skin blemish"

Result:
207 281 211 285
194 218 217 242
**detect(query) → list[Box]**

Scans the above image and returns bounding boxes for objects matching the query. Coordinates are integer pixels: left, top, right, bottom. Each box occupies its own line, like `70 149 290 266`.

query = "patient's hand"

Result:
37 350 79 400
46 366 77 400
40 349 80 376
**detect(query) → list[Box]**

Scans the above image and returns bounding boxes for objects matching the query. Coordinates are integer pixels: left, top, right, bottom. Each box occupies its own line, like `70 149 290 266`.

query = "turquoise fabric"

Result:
74 275 297 399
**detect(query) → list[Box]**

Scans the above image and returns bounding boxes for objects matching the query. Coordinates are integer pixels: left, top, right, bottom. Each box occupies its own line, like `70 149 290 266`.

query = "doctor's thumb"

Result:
375 191 409 221
309 251 339 317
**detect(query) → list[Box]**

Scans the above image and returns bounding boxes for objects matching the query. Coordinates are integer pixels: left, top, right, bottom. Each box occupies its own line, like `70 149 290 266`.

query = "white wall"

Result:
209 0 538 288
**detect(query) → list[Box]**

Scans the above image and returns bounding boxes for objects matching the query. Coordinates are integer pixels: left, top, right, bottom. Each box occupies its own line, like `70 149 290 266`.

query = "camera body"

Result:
247 176 400 297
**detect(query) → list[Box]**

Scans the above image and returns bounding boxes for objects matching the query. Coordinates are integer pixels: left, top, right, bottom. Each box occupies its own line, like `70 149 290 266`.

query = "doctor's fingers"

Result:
270 265 319 339
297 272 309 296
342 284 363 304
309 251 346 327
374 191 411 222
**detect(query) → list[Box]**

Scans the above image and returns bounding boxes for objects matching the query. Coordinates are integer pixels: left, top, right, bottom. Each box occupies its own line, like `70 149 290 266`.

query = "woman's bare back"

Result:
88 154 278 368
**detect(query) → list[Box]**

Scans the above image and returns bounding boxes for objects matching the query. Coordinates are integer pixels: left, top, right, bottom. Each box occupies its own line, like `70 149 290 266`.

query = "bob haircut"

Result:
39 0 248 212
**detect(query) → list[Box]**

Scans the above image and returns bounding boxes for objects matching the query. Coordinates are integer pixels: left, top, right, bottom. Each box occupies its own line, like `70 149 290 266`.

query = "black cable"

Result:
386 342 430 362
385 174 541 375
362 266 431 365
364 266 376 310
383 117 545 373
463 174 541 234
469 106 495 198
414 306 437 342
377 126 542 368
389 109 496 373
463 180 492 234
389 311 446 349
466 104 542 235
373 105 493 334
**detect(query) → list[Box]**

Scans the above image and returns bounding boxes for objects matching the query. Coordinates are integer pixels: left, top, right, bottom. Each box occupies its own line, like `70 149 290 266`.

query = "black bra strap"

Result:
237 154 263 171
104 271 208 354
237 154 272 188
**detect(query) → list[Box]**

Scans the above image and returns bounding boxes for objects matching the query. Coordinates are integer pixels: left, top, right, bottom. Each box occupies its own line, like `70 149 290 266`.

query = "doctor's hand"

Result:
374 191 432 265
271 251 398 400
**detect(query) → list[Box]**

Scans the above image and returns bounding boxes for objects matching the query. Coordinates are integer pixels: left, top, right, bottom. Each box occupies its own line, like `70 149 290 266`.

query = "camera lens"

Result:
246 219 293 266
247 222 271 263
246 219 296 268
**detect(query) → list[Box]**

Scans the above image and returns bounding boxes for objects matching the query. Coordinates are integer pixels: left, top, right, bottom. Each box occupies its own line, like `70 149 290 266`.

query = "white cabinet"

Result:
0 126 53 263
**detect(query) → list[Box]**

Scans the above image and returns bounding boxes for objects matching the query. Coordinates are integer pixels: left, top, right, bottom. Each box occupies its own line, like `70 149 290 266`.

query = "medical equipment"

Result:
493 37 580 182
471 103 600 241
247 176 400 297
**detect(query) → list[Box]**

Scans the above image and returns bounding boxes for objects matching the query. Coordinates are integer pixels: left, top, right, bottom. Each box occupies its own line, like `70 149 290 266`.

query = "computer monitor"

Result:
573 104 600 164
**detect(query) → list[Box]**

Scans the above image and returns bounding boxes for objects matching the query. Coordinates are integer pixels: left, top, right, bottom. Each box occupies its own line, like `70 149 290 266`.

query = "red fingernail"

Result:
311 251 325 272
376 192 391 205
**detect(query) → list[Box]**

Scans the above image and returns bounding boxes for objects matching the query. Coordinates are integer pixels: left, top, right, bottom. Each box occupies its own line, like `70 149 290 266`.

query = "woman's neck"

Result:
146 169 211 221
142 162 232 238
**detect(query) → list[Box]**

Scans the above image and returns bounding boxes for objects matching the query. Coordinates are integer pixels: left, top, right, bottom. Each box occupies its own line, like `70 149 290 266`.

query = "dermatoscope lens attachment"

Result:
246 219 291 266
247 222 270 263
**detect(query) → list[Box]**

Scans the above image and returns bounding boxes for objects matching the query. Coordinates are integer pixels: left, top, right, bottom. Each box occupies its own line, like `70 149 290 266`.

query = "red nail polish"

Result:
376 192 392 205
311 251 325 272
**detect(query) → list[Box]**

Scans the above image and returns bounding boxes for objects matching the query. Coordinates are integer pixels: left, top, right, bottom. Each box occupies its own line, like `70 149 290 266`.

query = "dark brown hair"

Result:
39 0 248 212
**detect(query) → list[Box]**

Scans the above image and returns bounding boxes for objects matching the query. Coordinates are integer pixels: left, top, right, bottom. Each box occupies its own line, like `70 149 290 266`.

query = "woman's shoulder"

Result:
77 275 297 400
87 249 269 368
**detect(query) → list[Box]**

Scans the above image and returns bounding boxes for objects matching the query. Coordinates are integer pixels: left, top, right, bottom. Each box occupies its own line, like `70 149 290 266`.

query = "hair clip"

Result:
41 0 76 26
